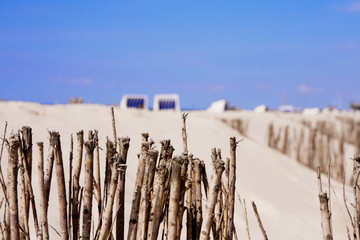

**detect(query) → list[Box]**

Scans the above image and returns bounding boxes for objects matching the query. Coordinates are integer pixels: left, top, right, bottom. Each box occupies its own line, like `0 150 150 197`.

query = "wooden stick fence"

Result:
0 111 248 240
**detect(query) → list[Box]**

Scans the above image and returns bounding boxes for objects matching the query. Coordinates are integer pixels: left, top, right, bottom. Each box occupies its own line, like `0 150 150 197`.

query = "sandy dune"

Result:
0 101 354 239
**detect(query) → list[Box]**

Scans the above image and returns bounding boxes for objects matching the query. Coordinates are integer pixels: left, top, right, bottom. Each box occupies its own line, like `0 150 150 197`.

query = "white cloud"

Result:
55 77 94 85
208 83 226 92
297 84 323 93
344 1 360 12
255 83 268 89
344 41 360 50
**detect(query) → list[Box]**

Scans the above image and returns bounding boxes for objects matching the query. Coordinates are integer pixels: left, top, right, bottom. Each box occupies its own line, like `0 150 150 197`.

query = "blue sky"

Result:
0 1 359 110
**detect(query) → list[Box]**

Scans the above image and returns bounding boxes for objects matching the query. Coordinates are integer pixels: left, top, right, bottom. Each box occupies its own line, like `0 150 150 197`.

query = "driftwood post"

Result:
135 150 151 240
98 143 119 240
136 149 159 239
193 158 203 239
0 122 8 207
44 143 55 209
82 131 96 240
186 154 194 240
19 145 29 240
180 114 190 239
94 131 102 216
7 134 20 240
18 137 40 238
182 113 189 154
200 156 225 240
147 164 167 240
317 167 333 240
201 161 209 198
50 131 68 240
237 194 251 240
72 130 84 240
147 144 158 191
158 139 174 239
37 142 49 240
176 154 188 239
222 157 230 240
227 137 237 240
215 187 223 239
354 156 360 240
168 156 183 240
213 149 222 240
21 127 32 217
68 134 73 238
116 137 130 240
4 205 10 240
127 137 149 240
111 106 118 149
252 201 268 240
319 193 333 240
180 112 189 240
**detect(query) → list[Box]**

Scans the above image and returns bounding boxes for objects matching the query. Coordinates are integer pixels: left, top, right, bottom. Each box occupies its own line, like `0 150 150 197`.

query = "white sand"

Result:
0 101 354 239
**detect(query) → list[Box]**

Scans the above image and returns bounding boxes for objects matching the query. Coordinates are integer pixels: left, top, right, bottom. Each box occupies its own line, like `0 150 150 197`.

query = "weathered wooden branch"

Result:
82 131 96 240
136 149 159 239
201 160 209 198
98 144 119 240
227 137 237 240
222 157 230 240
4 204 10 240
72 130 84 240
94 131 101 216
103 137 114 207
354 156 360 240
68 134 73 238
18 138 39 238
111 106 118 149
215 185 223 240
0 121 8 206
317 166 333 240
186 154 194 240
182 113 189 154
21 126 32 225
50 131 68 240
237 194 251 240
176 154 188 240
44 145 54 208
147 164 167 240
37 142 49 240
7 133 20 240
116 137 130 240
319 192 333 240
252 201 268 240
19 145 29 240
193 158 203 239
127 138 149 240
200 156 225 240
168 156 183 240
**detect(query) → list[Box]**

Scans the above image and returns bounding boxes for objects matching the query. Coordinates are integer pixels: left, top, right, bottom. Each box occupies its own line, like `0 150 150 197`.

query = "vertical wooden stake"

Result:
68 134 73 238
227 137 237 240
37 142 49 240
252 201 268 240
98 143 119 240
168 157 183 240
200 156 225 240
116 137 130 240
7 134 20 240
72 130 84 240
147 164 167 240
82 131 96 240
127 137 149 240
193 158 203 239
50 131 68 240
